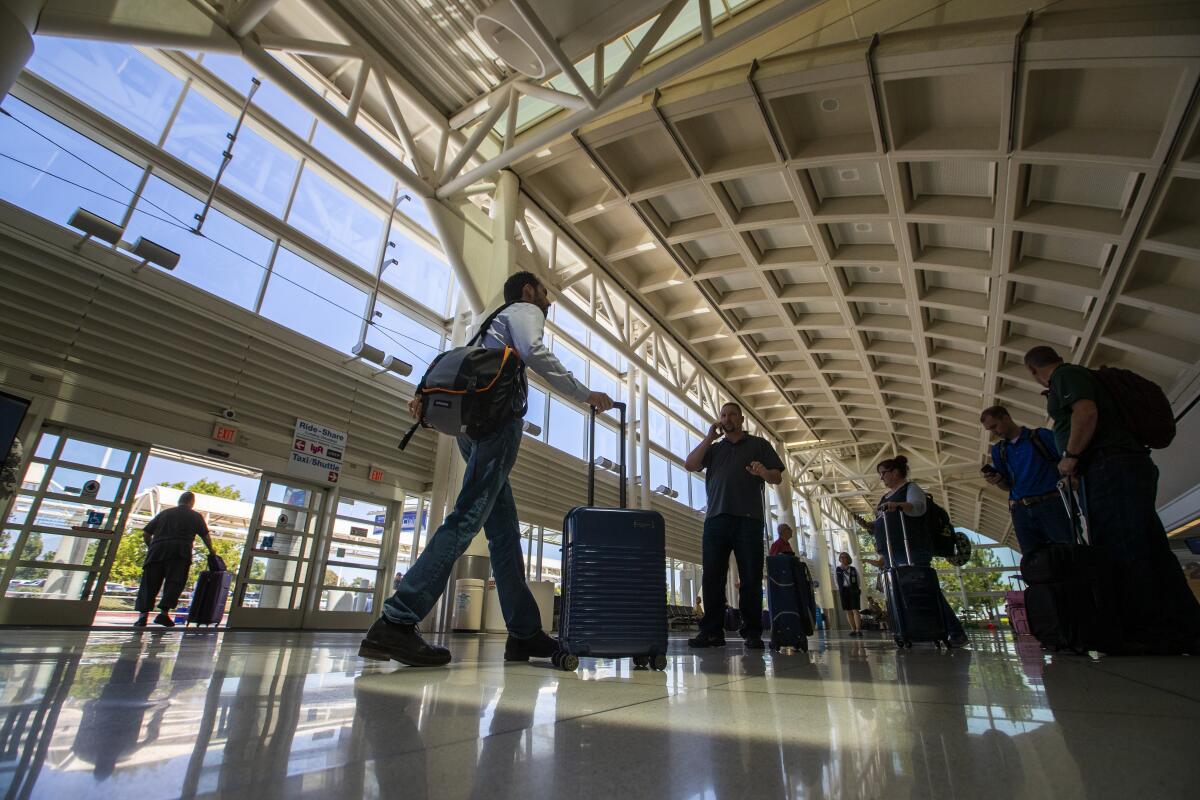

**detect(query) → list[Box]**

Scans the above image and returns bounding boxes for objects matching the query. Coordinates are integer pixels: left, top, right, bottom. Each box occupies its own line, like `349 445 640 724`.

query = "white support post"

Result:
509 0 598 109
440 91 511 184
228 0 281 37
626 365 639 508
639 367 652 512
600 0 688 102
346 61 370 124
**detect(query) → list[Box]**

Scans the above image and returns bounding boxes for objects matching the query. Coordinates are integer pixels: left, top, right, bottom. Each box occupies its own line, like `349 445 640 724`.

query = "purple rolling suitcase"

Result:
557 402 668 671
187 553 232 627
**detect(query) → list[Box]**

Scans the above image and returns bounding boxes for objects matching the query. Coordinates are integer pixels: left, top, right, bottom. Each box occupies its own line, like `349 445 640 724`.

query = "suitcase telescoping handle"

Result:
587 401 627 509
1057 476 1089 545
878 499 913 566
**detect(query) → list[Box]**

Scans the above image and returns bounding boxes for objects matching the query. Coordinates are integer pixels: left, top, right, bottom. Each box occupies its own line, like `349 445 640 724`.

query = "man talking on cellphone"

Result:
684 401 785 649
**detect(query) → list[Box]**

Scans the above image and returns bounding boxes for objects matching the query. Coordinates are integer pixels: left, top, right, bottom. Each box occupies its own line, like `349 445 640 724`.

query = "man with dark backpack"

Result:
979 405 1074 555
1024 345 1200 654
360 272 614 667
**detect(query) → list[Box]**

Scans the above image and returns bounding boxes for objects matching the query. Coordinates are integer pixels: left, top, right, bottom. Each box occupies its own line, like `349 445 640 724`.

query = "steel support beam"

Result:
228 0 281 37
436 0 821 198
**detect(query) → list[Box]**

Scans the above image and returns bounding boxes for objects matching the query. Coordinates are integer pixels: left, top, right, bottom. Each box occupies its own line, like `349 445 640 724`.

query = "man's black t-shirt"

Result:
143 505 209 562
701 434 785 520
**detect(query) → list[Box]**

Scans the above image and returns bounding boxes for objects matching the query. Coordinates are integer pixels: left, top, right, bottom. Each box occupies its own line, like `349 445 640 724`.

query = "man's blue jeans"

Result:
699 514 765 639
383 417 542 638
882 547 966 638
1010 496 1075 554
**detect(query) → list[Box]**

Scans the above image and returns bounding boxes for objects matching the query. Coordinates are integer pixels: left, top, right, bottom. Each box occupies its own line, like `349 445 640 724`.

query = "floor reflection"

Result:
0 630 1195 799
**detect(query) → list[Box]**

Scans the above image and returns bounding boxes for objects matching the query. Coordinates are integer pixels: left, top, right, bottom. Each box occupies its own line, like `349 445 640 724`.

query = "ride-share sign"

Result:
288 418 347 485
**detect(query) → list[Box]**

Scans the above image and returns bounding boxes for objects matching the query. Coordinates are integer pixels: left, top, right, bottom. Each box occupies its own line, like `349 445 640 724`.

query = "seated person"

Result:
769 523 797 556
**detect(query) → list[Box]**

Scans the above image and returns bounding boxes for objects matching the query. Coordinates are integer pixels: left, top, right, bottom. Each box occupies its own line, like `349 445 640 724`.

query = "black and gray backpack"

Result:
398 303 528 450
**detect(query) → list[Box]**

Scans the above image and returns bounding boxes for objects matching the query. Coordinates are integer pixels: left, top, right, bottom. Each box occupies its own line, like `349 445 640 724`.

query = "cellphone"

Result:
980 464 998 476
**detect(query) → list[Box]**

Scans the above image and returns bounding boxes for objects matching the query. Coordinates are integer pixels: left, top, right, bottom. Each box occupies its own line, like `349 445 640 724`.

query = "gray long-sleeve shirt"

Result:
480 303 591 402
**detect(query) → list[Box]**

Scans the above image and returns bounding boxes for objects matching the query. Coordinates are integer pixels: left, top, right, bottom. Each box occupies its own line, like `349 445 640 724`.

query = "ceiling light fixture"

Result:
129 237 180 273
820 97 840 112
68 207 123 247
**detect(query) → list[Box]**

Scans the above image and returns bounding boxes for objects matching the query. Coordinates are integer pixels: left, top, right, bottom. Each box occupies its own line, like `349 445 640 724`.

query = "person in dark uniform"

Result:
134 491 214 627
835 552 863 636
683 401 785 650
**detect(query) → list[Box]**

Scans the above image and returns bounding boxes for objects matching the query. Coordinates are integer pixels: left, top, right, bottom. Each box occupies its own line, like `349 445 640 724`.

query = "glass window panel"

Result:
319 588 374 612
589 335 624 372
690 475 706 511
552 340 587 384
125 176 271 309
671 465 689 501
163 88 299 216
589 369 618 403
18 531 109 566
547 399 584 457
649 454 669 492
540 529 562 586
669 421 688 454
595 422 618 464
240 580 296 609
260 248 368 354
58 440 133 471
648 378 667 403
399 199 436 235
381 227 453 315
46 467 122 503
553 305 588 343
26 38 184 142
288 167 385 269
311 123 394 199
525 386 547 440
649 409 667 447
365 298 444 377
0 99 142 227
199 53 315 138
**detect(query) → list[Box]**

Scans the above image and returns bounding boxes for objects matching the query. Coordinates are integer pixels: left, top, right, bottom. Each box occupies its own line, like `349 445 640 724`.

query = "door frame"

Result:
0 426 148 626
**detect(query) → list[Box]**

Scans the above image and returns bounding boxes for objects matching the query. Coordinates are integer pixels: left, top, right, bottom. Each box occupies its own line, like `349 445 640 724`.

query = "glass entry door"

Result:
304 492 399 630
0 428 148 626
227 476 329 629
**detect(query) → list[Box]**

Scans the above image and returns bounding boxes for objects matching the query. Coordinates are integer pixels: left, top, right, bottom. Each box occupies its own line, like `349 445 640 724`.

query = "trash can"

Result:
452 578 485 632
527 580 555 632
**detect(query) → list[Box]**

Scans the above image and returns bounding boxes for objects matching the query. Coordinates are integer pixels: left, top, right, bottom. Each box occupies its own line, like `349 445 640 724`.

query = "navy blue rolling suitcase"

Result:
558 402 669 672
882 511 950 648
767 555 813 652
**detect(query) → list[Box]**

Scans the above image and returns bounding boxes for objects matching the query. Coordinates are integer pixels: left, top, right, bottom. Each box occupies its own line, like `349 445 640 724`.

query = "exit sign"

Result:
212 421 238 443
368 465 385 482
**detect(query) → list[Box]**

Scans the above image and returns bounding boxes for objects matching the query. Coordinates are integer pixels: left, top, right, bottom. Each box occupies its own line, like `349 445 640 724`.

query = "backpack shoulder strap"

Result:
466 301 520 347
1030 429 1057 466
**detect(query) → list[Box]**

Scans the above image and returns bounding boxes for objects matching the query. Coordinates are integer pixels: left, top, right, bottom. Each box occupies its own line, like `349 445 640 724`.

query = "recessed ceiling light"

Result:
838 169 860 181
868 266 883 273
536 148 552 158
820 98 839 112
854 222 872 232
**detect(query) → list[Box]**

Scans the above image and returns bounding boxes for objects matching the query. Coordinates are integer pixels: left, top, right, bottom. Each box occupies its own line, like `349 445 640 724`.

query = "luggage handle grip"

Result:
587 401 627 510
879 495 912 567
1057 476 1089 546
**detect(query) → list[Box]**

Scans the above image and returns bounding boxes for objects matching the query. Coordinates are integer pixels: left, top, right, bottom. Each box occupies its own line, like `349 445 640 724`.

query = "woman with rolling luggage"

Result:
873 456 968 648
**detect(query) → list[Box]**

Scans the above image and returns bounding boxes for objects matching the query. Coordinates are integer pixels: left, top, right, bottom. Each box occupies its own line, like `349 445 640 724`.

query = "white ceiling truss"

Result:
24 0 1200 548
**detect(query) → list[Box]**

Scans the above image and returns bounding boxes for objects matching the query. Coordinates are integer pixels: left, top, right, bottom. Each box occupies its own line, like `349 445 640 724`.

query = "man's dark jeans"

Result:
1010 495 1076 554
699 513 765 639
383 417 541 638
1081 449 1200 647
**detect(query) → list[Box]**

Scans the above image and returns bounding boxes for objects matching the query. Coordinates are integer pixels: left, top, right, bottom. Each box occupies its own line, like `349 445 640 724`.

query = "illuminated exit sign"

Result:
368 465 385 482
212 421 238 443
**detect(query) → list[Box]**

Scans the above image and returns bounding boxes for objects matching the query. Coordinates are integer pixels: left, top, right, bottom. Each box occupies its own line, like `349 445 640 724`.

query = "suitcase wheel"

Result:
650 654 667 671
632 656 650 669
551 651 579 671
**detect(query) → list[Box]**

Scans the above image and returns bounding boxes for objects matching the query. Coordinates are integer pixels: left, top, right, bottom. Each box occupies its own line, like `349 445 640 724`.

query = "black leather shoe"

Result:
948 632 969 648
504 630 560 661
153 612 175 628
687 632 727 648
744 635 766 650
133 614 148 627
359 617 452 666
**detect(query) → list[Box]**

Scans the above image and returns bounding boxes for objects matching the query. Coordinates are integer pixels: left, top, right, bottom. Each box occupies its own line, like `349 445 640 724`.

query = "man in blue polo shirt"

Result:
980 405 1074 554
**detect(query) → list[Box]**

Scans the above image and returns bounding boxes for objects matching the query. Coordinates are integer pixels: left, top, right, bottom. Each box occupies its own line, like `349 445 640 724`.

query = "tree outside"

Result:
160 479 242 500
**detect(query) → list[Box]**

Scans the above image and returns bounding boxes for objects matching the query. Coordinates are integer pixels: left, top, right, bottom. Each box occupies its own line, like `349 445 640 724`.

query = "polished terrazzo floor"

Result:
0 628 1197 799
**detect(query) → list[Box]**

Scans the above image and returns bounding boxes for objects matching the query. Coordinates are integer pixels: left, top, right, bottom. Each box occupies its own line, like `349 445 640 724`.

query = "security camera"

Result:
220 408 237 420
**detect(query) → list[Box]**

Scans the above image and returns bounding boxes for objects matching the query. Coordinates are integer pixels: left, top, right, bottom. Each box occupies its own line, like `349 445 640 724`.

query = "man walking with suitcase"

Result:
134 491 215 628
979 405 1075 554
360 272 614 667
684 402 785 650
1024 345 1200 653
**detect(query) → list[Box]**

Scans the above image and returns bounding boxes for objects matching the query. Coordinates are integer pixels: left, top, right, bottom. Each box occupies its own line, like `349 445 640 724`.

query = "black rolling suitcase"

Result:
1021 478 1121 654
766 554 814 652
882 511 949 648
558 402 669 672
187 553 232 627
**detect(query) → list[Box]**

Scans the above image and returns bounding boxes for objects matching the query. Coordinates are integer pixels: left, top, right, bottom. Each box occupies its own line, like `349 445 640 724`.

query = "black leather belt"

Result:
1010 491 1058 508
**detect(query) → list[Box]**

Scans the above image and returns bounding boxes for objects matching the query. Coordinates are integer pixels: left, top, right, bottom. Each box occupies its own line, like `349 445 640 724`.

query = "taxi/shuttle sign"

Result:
288 418 347 485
